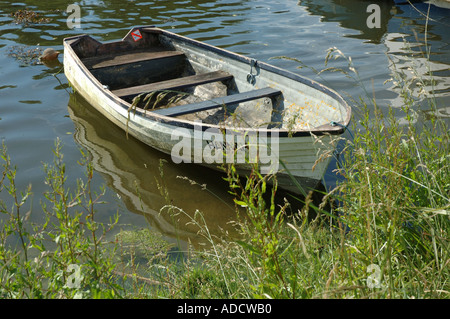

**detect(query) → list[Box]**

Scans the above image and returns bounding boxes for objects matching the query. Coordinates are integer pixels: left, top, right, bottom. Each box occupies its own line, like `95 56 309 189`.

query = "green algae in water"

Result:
7 45 43 66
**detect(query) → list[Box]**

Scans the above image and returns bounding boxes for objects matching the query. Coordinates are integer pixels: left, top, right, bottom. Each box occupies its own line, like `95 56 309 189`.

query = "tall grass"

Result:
0 138 120 298
161 38 449 298
330 46 449 297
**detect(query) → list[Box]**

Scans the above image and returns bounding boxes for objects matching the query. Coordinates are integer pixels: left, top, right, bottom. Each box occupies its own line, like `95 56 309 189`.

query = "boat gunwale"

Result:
63 26 351 138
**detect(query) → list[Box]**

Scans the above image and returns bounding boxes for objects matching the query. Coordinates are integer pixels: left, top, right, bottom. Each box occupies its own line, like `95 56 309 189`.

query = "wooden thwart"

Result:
152 87 282 117
82 49 185 69
112 70 233 99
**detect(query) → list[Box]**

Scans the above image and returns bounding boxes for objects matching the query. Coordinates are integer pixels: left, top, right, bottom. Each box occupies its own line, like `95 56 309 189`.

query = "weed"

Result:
0 139 120 298
10 9 51 25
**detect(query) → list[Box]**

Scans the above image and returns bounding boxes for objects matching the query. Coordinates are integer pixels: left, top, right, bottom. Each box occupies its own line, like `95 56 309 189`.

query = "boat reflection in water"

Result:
68 92 242 248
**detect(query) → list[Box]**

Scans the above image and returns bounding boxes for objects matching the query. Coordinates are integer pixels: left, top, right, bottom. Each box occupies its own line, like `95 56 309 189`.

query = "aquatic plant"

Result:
10 9 51 25
7 45 43 66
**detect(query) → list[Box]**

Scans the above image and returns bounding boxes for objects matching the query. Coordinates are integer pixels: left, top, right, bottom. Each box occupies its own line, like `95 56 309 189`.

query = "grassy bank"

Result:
1 48 448 299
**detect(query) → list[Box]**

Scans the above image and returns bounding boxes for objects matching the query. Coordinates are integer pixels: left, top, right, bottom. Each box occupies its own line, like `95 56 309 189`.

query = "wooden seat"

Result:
84 48 186 90
152 87 282 117
112 70 233 99
82 49 185 70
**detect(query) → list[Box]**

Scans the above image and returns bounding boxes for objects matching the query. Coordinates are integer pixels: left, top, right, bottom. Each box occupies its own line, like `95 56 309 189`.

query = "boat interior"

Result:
67 27 348 131
68 27 286 129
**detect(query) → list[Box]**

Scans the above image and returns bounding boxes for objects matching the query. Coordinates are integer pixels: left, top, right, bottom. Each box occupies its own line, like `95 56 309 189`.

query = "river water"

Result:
1 0 449 246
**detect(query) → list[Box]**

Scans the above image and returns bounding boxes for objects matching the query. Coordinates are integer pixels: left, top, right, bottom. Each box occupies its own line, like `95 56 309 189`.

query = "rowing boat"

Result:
63 26 351 194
